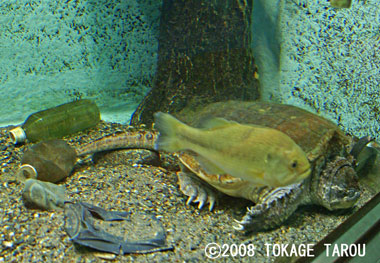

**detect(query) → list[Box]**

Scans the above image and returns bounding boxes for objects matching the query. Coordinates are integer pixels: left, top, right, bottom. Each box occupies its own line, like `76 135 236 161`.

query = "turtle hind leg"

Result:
234 183 306 233
177 170 220 211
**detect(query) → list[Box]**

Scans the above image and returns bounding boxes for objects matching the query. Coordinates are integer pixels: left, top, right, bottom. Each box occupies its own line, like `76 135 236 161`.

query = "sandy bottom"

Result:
0 121 375 262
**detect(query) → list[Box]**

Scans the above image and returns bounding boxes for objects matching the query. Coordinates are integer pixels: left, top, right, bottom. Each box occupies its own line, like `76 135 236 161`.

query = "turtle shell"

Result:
174 100 359 220
175 100 351 163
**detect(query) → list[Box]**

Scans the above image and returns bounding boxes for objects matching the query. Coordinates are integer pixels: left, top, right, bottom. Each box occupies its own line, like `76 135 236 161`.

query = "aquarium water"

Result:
0 0 379 141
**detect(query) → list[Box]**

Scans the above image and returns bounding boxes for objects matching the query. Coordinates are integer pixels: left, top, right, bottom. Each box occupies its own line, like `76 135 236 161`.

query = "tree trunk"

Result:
131 0 260 126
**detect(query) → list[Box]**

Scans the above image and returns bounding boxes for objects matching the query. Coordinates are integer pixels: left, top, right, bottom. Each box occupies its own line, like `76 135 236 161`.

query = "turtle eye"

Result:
291 160 298 168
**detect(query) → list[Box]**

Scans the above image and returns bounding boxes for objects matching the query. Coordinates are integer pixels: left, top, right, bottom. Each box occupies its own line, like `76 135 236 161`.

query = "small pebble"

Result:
3 241 13 248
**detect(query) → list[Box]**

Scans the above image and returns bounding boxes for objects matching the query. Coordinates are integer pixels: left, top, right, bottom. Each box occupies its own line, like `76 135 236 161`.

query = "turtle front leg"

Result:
177 171 219 211
234 183 306 233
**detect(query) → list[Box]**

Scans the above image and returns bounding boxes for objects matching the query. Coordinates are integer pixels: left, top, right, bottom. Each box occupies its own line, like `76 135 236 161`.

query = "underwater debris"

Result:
17 139 77 183
64 202 173 254
10 99 100 144
22 178 66 210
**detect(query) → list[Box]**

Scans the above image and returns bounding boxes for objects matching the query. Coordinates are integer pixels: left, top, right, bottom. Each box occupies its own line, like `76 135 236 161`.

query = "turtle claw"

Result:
187 194 215 210
177 171 218 211
193 191 208 209
208 196 216 211
186 196 195 205
233 219 245 231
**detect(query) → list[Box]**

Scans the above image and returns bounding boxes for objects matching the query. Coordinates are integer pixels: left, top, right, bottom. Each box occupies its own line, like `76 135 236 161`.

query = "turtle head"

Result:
311 156 360 210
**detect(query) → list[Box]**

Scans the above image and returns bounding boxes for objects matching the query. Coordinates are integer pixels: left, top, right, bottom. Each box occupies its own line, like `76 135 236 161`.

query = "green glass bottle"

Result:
10 99 100 144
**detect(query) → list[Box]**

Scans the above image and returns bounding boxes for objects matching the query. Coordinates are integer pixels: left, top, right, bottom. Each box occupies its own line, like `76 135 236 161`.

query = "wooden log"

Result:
131 0 260 126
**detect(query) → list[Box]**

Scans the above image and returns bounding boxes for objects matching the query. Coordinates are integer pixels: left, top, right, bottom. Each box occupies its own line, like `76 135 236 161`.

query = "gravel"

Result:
0 121 375 262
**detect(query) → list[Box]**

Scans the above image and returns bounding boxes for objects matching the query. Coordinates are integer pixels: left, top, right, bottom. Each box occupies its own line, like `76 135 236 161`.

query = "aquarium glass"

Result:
1 0 380 262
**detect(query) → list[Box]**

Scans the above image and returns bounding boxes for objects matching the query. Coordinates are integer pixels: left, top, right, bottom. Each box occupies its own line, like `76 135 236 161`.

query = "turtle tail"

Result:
153 112 186 152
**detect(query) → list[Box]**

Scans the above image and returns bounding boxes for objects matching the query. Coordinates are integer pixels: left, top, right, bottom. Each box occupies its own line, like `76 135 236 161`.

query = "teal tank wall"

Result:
2 0 379 141
0 0 161 126
252 0 380 140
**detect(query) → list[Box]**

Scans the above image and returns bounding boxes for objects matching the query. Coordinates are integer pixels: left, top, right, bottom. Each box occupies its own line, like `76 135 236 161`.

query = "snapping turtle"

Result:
77 101 368 232
169 100 362 232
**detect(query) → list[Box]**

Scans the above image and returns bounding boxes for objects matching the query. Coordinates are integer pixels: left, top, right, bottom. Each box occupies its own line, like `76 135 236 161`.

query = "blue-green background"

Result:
1 0 379 140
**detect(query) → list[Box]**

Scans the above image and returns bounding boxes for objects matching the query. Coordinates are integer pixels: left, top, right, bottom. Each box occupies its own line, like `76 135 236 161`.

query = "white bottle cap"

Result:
16 164 38 181
9 127 26 144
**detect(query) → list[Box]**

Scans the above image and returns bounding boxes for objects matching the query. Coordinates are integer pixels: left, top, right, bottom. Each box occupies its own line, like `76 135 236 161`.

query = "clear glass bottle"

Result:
10 99 100 144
